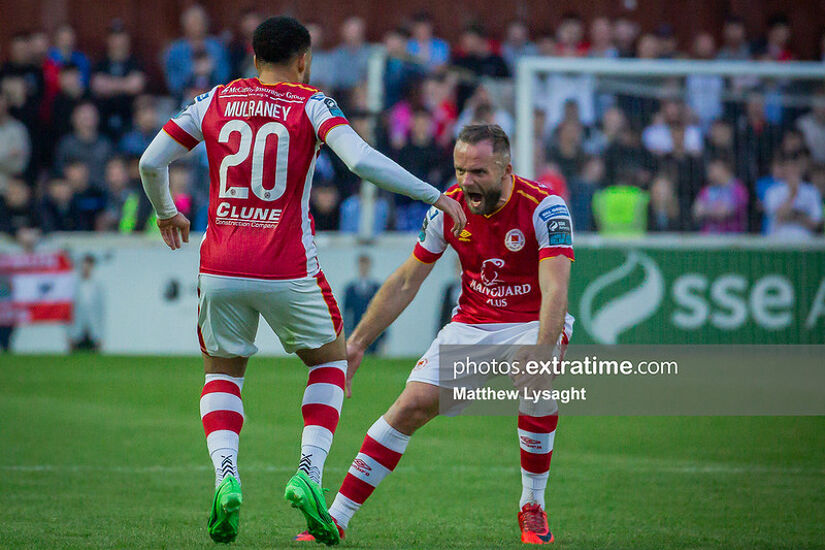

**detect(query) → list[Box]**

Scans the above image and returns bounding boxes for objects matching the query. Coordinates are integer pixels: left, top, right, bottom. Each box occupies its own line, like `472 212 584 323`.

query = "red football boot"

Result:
293 517 345 544
518 503 554 544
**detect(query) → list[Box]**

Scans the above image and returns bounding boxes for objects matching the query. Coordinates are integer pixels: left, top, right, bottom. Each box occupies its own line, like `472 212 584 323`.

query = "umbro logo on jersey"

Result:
458 229 472 242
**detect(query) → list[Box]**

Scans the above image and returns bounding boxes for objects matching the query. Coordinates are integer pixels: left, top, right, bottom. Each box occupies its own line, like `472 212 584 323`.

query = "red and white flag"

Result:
0 251 75 324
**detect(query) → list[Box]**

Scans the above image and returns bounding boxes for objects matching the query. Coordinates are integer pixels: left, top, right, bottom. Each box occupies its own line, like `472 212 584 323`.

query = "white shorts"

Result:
197 272 342 357
407 317 574 389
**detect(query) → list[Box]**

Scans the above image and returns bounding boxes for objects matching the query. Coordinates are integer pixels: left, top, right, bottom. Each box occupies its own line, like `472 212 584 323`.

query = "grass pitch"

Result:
1 355 823 549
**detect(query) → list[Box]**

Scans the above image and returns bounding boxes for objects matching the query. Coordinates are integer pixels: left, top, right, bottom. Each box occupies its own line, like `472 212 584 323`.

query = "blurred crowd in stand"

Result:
1 7 824 242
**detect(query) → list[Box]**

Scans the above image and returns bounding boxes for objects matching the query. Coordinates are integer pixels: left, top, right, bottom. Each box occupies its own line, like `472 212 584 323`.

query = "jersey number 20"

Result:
218 120 289 202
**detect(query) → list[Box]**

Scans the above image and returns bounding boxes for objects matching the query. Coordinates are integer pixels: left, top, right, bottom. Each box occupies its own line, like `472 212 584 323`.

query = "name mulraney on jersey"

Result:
216 202 282 229
224 100 293 119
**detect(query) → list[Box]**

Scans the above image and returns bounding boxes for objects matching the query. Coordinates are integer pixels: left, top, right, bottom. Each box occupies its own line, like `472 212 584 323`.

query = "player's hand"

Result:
157 213 190 250
433 194 467 237
510 345 558 391
345 339 366 398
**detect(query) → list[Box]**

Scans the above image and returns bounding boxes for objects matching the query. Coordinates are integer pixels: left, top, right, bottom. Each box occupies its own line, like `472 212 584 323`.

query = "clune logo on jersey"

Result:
578 250 825 344
215 202 282 229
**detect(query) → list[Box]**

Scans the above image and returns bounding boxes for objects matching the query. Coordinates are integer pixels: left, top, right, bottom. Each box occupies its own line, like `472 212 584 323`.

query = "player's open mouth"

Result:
467 192 484 207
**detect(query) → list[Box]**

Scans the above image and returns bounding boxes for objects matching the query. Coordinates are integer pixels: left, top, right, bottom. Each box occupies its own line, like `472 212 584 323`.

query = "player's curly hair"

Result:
253 16 311 65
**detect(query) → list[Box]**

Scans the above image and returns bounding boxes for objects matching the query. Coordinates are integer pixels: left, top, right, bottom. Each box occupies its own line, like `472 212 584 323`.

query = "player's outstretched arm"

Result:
139 131 191 250
536 255 571 348
512 256 571 395
325 125 466 236
345 253 436 397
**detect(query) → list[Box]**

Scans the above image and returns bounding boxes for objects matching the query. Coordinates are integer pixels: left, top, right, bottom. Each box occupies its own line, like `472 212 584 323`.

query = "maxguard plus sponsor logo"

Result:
472 258 531 308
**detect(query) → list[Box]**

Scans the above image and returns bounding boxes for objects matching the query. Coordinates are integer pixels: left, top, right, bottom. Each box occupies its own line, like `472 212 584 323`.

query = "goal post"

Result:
514 57 825 179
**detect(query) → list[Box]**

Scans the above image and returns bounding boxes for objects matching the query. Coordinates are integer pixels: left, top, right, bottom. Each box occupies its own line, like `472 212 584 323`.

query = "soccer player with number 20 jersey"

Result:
138 16 465 545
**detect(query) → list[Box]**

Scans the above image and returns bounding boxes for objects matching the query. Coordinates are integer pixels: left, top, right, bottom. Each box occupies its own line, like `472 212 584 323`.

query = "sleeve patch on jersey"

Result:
173 102 193 119
546 218 572 245
418 216 429 242
539 204 569 221
323 97 345 118
195 91 210 102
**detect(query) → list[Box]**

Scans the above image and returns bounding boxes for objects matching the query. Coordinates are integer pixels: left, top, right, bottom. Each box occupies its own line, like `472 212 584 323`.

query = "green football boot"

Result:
284 471 340 546
208 475 243 543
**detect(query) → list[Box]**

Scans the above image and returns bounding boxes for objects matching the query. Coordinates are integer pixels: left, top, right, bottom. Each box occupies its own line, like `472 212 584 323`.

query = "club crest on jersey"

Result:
504 229 525 251
480 258 505 286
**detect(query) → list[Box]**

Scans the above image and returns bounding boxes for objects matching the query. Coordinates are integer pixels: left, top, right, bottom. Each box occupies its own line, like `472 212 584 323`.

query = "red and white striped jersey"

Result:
161 77 349 280
413 175 575 324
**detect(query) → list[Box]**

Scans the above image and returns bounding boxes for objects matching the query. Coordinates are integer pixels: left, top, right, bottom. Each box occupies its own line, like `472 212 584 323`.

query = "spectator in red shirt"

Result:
555 13 588 56
756 14 794 61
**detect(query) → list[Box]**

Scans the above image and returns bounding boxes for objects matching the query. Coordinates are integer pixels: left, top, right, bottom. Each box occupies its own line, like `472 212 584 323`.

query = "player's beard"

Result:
463 186 502 215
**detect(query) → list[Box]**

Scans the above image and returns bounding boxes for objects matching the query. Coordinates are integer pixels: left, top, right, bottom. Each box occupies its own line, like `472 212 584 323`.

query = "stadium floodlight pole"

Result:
514 56 825 181
357 45 388 242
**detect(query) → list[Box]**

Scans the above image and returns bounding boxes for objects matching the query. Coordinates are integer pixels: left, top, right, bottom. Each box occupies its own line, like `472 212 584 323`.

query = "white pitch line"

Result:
2 462 822 476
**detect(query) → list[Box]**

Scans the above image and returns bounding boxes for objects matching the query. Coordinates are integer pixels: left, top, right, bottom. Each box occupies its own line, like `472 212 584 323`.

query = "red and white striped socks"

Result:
328 416 410 529
518 413 558 509
299 360 347 485
200 374 245 487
